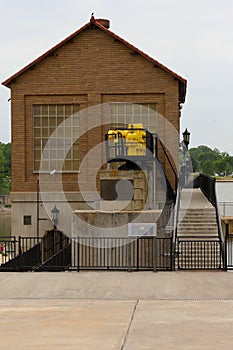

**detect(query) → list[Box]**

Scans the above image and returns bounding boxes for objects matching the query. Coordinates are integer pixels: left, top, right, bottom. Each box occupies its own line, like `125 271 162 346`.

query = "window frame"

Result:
109 103 157 133
33 104 80 173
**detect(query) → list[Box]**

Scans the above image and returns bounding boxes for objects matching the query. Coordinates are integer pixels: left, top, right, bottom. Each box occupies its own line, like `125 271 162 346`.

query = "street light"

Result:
181 128 191 187
182 128 191 149
51 205 60 229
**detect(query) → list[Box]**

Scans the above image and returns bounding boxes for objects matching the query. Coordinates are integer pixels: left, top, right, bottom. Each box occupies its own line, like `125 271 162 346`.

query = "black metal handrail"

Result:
194 174 225 267
157 138 178 191
172 180 181 269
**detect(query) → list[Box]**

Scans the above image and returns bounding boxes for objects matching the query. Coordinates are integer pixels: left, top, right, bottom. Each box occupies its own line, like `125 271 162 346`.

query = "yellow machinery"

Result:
106 123 150 158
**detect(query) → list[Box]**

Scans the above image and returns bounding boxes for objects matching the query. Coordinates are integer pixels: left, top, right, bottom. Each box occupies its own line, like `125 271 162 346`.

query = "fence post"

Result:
170 237 173 271
18 236 22 272
136 238 139 271
13 236 17 259
127 237 131 272
153 237 157 272
225 237 228 272
77 237 80 272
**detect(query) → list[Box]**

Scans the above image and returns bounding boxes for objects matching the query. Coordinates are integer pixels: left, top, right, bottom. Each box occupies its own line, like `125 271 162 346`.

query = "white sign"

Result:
128 223 157 237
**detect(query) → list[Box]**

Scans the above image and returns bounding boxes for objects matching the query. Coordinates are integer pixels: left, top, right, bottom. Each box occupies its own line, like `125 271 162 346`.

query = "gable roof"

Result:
2 16 187 102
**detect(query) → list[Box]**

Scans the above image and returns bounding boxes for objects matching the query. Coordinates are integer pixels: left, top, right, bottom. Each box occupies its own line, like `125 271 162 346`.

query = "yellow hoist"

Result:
106 123 147 157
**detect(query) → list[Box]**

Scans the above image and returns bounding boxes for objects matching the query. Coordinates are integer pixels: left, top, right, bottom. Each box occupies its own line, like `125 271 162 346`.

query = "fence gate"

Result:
177 237 222 270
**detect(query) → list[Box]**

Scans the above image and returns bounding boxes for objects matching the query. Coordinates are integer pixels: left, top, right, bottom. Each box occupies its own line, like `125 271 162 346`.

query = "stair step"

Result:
180 218 216 225
178 229 219 232
179 212 216 216
180 214 216 219
178 234 219 239
178 223 218 227
180 208 215 212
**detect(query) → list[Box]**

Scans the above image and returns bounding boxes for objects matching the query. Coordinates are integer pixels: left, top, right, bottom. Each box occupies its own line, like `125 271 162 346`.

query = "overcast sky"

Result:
0 0 233 153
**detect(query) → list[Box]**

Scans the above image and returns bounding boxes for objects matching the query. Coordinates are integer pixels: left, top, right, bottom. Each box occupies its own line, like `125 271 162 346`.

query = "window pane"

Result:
42 128 49 137
49 116 56 127
57 116 64 126
126 104 133 115
34 105 41 116
33 103 80 172
73 148 79 159
63 160 72 171
34 128 41 137
110 104 117 114
49 105 56 115
42 105 48 116
73 117 79 127
42 117 48 127
117 104 125 115
34 150 41 161
65 105 72 117
34 117 41 127
34 138 41 148
34 160 40 171
57 105 64 116
73 160 80 170
73 105 79 114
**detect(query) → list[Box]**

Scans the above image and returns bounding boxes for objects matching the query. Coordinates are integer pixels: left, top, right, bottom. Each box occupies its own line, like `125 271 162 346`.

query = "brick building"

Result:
2 16 187 237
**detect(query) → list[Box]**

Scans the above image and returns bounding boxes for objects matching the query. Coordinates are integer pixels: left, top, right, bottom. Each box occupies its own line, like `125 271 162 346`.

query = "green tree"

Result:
0 142 11 194
189 145 233 176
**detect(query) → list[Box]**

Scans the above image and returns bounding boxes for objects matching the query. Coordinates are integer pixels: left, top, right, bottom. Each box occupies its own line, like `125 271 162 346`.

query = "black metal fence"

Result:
72 236 172 271
177 237 222 270
225 236 233 271
0 236 18 266
1 234 230 271
0 235 173 272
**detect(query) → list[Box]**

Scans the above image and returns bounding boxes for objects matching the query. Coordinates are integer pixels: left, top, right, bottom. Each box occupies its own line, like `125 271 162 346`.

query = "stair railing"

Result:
195 173 225 268
152 133 178 193
172 179 181 270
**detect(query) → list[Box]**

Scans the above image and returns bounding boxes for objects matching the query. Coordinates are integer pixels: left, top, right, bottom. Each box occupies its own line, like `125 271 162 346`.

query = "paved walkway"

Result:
1 271 233 349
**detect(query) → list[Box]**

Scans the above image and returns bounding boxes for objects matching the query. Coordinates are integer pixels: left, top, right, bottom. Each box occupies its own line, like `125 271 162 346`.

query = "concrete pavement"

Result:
1 271 233 349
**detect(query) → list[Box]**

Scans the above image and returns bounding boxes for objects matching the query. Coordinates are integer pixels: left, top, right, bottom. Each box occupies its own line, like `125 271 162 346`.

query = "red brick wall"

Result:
9 25 180 193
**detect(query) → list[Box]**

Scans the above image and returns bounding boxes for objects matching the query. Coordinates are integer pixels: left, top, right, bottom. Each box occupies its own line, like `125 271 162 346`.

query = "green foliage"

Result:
0 142 11 194
189 145 233 176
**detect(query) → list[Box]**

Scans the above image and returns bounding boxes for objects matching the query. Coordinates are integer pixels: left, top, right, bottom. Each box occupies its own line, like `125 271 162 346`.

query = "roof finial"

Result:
90 13 95 22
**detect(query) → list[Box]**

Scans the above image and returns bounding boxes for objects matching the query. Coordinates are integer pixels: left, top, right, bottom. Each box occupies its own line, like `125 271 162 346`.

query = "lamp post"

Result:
51 205 60 230
182 128 190 149
182 128 191 186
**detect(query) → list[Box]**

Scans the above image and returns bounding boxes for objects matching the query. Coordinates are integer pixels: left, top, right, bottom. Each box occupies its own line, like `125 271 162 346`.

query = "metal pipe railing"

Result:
196 174 225 268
